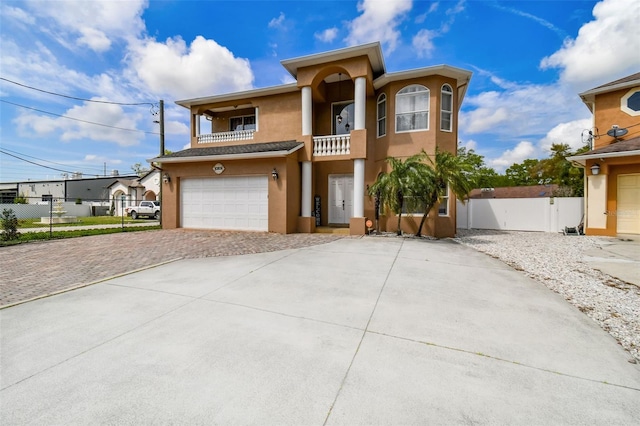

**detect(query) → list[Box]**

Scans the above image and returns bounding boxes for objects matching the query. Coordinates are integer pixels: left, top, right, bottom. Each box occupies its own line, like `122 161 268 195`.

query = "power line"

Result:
0 147 106 173
0 149 83 175
0 77 156 107
1 100 160 135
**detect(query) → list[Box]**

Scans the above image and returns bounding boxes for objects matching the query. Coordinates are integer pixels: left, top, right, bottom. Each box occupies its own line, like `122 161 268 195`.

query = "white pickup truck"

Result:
125 201 160 220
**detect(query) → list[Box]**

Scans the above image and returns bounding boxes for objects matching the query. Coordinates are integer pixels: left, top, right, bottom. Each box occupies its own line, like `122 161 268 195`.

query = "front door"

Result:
328 174 353 224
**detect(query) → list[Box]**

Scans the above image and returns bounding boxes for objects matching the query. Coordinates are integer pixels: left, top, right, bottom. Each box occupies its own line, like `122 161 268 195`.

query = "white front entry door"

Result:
328 174 354 224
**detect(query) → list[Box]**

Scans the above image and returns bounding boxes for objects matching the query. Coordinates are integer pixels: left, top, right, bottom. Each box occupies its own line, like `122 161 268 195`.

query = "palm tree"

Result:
368 152 429 235
414 148 473 237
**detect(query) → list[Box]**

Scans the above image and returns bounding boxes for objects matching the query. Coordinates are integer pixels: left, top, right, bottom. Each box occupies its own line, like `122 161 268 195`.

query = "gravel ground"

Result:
454 229 640 363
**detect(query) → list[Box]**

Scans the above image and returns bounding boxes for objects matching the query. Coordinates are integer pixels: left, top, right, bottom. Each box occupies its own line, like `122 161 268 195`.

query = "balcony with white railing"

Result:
197 130 255 144
313 134 350 157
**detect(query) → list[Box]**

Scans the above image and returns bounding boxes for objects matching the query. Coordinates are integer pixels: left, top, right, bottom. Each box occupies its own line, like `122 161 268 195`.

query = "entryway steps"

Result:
315 226 350 235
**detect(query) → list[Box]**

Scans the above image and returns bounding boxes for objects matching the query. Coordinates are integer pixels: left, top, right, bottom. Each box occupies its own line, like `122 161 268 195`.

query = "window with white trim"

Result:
440 84 453 132
621 88 640 116
229 115 256 131
438 185 449 216
395 85 429 132
377 93 386 137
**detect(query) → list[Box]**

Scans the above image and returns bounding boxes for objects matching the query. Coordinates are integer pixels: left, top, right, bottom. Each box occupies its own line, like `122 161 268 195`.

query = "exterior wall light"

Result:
590 163 600 175
162 173 171 183
271 168 279 180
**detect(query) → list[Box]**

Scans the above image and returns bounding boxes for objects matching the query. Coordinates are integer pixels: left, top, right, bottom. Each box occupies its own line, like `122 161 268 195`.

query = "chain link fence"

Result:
1 196 160 239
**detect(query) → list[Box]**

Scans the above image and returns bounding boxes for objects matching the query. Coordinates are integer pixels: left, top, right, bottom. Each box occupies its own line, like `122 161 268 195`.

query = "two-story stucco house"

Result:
149 42 472 237
568 72 640 236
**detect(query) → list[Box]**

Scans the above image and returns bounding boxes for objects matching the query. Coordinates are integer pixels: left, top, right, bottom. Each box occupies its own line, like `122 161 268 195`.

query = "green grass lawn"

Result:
1 225 161 247
18 215 154 228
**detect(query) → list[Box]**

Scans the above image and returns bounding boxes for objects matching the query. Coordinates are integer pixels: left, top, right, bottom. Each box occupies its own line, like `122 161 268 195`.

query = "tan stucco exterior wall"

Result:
593 87 640 149
585 156 640 236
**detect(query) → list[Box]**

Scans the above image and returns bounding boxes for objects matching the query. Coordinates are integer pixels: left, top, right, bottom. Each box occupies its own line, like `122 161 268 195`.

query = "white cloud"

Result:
459 139 477 152
26 0 147 52
540 0 640 90
268 12 285 29
412 29 438 58
489 141 537 171
539 118 593 152
345 0 412 53
460 79 584 138
1 4 35 25
315 27 339 43
14 101 144 146
126 35 254 99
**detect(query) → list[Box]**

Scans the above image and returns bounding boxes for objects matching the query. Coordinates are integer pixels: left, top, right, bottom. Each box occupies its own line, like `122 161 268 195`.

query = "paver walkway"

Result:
0 229 342 307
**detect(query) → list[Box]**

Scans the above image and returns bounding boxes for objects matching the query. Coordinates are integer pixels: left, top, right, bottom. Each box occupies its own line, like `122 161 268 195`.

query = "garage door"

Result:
181 176 268 231
617 174 640 234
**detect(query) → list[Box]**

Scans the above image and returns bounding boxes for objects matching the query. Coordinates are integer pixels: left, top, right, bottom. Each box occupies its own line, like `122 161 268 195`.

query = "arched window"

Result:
396 85 429 132
377 93 386 137
441 84 453 132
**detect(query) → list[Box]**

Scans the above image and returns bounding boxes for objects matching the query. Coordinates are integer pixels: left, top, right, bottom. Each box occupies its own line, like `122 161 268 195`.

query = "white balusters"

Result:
312 135 350 156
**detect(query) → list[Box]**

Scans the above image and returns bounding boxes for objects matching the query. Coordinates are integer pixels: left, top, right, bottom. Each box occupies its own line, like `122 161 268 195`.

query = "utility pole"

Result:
158 100 164 226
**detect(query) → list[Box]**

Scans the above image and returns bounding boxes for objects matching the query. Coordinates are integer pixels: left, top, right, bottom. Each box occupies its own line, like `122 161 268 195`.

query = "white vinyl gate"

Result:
181 176 268 231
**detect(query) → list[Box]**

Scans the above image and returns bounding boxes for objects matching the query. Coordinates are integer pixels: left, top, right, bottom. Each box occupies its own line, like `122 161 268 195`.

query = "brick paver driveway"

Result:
0 229 343 307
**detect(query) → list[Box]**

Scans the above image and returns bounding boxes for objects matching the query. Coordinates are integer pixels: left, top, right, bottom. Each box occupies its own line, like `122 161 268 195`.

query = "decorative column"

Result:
353 77 366 218
353 158 365 218
354 77 366 130
302 86 312 136
301 86 313 226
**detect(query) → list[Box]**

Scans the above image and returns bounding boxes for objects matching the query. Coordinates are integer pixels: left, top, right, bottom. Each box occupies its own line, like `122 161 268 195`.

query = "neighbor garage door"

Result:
617 174 640 234
181 176 268 231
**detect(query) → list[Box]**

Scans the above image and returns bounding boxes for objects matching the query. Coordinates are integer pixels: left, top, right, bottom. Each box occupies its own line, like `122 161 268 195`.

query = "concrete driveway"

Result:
2 237 639 424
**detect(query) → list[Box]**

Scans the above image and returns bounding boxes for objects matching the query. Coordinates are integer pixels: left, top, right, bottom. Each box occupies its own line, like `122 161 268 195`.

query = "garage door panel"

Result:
181 176 268 231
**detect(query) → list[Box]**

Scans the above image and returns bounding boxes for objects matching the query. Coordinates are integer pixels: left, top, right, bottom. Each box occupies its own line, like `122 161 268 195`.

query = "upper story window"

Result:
396 85 429 132
621 88 640 116
377 93 387 137
230 115 256 131
440 84 453 132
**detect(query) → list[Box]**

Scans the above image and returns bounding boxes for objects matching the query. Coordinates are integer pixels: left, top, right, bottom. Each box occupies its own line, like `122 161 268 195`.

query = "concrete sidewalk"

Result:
2 238 639 424
584 234 640 287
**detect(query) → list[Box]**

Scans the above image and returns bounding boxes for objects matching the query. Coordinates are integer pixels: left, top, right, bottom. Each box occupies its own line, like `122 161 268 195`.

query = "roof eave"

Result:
567 149 640 166
281 42 385 78
175 83 299 109
147 144 304 164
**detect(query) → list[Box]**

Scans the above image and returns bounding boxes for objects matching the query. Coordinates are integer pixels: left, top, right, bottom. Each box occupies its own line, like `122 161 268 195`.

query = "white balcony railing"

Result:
313 134 350 156
197 130 255 144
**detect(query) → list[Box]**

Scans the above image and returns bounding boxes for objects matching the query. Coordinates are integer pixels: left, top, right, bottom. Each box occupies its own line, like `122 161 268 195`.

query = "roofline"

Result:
176 83 299 109
147 144 304 164
374 65 472 106
281 42 385 78
567 149 640 166
579 76 640 111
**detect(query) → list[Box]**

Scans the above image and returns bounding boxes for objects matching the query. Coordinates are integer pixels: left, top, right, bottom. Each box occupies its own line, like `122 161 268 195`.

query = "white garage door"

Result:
181 176 268 231
617 174 640 234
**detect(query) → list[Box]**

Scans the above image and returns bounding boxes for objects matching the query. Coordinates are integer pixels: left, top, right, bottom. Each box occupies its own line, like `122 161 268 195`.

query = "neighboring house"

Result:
468 185 559 199
149 42 472 236
107 170 160 216
568 72 640 236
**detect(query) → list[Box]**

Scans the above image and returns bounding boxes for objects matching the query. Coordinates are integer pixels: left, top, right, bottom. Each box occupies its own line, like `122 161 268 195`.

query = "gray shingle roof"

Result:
583 135 640 156
160 141 303 159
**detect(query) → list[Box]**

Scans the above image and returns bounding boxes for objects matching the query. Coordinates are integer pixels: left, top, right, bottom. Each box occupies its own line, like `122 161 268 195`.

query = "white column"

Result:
195 114 201 136
354 77 366 130
302 161 312 217
353 159 364 217
255 106 259 132
302 86 312 135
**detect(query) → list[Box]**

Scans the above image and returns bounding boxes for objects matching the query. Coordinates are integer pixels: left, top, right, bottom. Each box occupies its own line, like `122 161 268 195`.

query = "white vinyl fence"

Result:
457 197 584 233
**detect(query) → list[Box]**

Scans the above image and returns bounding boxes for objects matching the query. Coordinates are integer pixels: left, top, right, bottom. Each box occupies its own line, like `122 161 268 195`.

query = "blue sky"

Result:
1 0 639 182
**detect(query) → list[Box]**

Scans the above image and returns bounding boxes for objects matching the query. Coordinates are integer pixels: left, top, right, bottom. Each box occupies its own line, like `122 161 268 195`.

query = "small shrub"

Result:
13 193 27 204
75 198 82 204
1 209 21 241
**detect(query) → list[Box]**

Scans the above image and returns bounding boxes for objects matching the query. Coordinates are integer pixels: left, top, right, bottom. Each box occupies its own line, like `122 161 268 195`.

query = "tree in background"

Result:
537 143 590 196
368 153 430 235
457 146 508 188
505 158 542 186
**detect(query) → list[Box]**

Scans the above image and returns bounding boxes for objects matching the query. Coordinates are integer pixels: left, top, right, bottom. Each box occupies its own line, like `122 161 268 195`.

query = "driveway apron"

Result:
1 238 639 424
